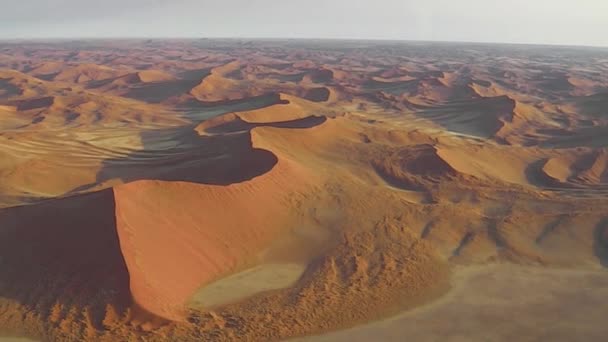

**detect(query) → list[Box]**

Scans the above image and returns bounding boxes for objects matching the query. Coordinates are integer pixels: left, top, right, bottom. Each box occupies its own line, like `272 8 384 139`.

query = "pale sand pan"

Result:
190 263 306 308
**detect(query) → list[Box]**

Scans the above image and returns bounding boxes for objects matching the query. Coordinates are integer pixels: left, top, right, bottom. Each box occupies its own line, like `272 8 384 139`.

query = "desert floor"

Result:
296 264 608 341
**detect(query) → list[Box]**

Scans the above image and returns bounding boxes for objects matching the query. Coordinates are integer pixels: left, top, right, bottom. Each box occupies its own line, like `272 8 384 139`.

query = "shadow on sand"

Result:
0 190 131 340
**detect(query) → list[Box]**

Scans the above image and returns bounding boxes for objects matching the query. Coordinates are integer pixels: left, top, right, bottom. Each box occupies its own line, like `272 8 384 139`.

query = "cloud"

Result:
0 0 171 22
0 0 606 46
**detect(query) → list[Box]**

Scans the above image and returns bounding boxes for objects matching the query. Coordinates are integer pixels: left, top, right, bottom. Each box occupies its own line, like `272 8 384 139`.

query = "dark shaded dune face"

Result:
181 92 287 111
303 68 334 83
0 190 132 340
363 78 418 94
534 71 575 95
302 87 331 102
198 113 327 134
0 78 23 99
539 126 608 149
539 150 608 188
176 68 212 81
377 67 407 79
10 96 55 111
471 79 492 88
34 72 61 82
576 92 608 119
267 71 307 83
381 145 457 177
124 78 200 103
409 70 445 79
598 220 608 266
416 95 516 139
85 128 279 188
372 145 461 191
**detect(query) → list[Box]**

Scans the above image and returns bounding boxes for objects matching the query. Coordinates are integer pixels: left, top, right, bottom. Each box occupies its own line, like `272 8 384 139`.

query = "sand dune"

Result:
114 115 318 320
542 149 608 186
302 68 334 84
0 72 184 129
51 64 131 84
1 40 608 342
114 151 307 320
412 95 516 139
136 70 177 83
0 79 23 99
11 96 55 111
189 61 246 102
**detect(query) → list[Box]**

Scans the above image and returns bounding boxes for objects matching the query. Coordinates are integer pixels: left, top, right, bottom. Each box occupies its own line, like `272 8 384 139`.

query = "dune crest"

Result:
542 149 608 186
2 40 608 342
114 155 309 320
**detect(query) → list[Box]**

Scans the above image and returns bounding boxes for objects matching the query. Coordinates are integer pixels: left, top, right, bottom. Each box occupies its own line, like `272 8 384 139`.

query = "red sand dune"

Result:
1 40 608 342
114 149 309 320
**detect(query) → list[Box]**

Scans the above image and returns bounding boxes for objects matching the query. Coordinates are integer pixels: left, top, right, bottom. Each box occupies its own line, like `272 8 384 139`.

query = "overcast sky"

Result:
0 0 607 46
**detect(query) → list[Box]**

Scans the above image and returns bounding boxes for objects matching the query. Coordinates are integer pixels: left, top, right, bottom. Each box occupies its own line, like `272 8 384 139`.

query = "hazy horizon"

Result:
1 0 607 47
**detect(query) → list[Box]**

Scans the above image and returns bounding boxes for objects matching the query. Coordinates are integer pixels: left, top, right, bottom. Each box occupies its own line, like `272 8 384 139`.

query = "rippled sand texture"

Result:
0 40 607 341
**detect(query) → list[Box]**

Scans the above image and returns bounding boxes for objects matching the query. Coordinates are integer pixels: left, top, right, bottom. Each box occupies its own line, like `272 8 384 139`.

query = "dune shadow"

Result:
575 92 608 119
37 73 61 82
524 158 555 188
261 71 306 83
415 95 515 139
176 68 212 81
7 97 54 111
124 79 201 104
303 87 331 102
122 67 214 104
181 92 288 113
0 190 132 338
0 78 23 99
203 115 327 134
84 128 277 187
70 110 326 194
363 78 418 94
371 163 424 192
594 218 608 268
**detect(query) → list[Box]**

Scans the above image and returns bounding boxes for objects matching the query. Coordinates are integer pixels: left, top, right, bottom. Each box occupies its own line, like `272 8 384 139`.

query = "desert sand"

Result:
295 264 608 342
0 39 607 341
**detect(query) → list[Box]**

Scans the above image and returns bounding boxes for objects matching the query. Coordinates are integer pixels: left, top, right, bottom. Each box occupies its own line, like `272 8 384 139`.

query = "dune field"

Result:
0 39 607 341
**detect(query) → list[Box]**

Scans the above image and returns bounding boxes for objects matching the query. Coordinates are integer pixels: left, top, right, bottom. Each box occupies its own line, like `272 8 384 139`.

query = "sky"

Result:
0 0 607 46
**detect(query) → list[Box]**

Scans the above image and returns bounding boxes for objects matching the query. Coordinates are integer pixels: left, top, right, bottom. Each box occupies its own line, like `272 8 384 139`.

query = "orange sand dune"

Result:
52 64 131 84
189 61 245 102
542 149 608 186
2 40 608 342
0 70 184 128
114 144 310 320
113 110 331 321
26 61 66 78
136 70 177 83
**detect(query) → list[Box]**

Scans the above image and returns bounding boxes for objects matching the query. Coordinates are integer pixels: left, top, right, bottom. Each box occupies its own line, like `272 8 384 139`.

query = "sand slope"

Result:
1 40 608 342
